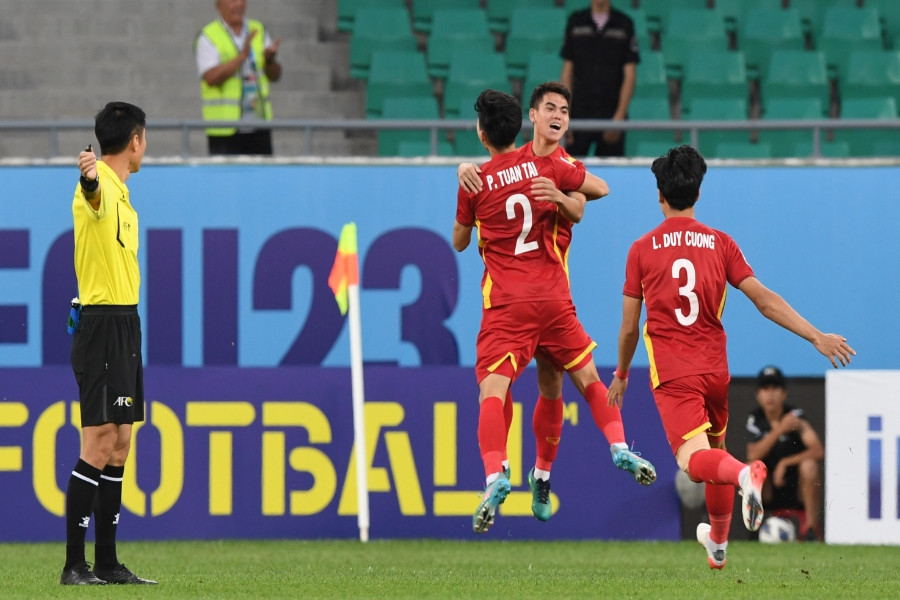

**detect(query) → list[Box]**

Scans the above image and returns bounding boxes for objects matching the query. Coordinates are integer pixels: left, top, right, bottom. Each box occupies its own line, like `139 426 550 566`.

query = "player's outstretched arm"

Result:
608 295 642 407
738 277 856 367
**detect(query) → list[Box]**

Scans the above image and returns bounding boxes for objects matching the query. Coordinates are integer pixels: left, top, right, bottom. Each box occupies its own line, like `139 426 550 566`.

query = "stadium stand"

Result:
521 52 565 108
376 95 446 156
364 50 433 118
659 8 730 80
412 0 482 34
348 7 417 80
818 6 884 80
866 0 900 47
712 141 773 159
4 0 898 159
624 96 678 158
679 50 748 112
759 50 831 114
686 97 751 153
504 7 567 80
486 0 556 34
833 96 899 157
632 51 669 103
443 50 511 119
840 50 900 110
639 0 709 38
757 97 826 158
337 0 405 33
0 0 370 157
738 8 805 81
426 8 494 80
792 0 862 46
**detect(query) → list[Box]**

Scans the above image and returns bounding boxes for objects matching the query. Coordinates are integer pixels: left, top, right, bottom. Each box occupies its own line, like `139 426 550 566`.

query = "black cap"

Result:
757 365 786 388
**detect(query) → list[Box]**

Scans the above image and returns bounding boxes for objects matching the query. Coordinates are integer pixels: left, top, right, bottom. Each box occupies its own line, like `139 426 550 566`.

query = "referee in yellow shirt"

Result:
61 102 155 586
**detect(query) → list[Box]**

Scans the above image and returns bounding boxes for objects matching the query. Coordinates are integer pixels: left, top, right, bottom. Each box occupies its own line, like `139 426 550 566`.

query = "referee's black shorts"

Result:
70 305 145 427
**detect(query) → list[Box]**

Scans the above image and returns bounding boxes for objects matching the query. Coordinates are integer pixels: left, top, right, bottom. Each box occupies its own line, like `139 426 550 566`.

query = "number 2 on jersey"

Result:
672 258 699 325
507 193 538 255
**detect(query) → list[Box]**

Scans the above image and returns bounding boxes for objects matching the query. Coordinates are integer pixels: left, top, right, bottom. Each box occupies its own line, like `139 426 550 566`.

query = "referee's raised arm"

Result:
77 144 100 209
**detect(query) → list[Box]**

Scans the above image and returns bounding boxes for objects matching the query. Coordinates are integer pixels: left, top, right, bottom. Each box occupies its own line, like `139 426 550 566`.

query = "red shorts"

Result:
474 299 595 383
652 371 730 454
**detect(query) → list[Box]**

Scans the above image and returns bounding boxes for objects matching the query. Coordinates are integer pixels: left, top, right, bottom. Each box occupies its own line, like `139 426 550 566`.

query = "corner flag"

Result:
328 222 359 315
327 222 369 542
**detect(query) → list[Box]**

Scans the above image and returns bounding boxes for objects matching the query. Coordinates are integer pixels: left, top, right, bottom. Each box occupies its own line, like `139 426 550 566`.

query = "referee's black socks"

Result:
64 459 101 569
94 464 125 570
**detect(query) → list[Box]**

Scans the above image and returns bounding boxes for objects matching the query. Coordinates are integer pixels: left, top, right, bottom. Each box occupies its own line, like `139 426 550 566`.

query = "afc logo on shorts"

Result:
113 396 133 407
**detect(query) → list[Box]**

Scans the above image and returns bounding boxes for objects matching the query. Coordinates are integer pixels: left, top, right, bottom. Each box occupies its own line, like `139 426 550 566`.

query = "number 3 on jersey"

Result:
507 193 538 255
672 258 699 325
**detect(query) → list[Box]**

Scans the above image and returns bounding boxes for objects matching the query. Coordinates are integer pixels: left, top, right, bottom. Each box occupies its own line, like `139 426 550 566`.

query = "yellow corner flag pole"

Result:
328 222 369 542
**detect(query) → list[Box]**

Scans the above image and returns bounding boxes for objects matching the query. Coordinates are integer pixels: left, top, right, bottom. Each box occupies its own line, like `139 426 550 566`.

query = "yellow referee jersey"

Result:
72 161 140 305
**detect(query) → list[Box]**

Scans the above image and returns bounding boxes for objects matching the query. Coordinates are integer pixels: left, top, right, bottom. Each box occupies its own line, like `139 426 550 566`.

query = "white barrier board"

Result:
826 370 900 544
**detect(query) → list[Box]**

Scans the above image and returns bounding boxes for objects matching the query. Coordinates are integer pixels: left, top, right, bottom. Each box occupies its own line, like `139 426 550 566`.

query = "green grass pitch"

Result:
3 539 899 599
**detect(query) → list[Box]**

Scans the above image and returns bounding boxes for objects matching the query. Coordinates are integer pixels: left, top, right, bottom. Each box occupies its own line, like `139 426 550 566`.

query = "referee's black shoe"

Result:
93 563 157 585
60 562 107 585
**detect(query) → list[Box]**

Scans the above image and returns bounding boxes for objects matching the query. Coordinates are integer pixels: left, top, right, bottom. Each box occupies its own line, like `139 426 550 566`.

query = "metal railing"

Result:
1 117 898 159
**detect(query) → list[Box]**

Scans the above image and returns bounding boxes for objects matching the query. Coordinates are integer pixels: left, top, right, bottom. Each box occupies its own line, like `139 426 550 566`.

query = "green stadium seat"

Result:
871 140 900 157
426 9 494 80
349 8 417 80
633 51 669 103
659 9 729 79
365 51 433 117
521 52 564 111
621 7 654 54
841 51 900 111
486 0 556 34
679 50 748 111
760 51 830 112
337 0 406 33
711 141 773 159
686 97 750 152
397 140 455 157
713 0 785 36
791 0 862 45
833 97 899 157
505 7 567 80
639 0 709 36
376 95 443 156
624 96 678 158
793 140 851 158
818 7 884 80
739 8 804 81
866 0 900 47
632 140 677 158
757 97 825 158
412 0 481 33
443 50 511 119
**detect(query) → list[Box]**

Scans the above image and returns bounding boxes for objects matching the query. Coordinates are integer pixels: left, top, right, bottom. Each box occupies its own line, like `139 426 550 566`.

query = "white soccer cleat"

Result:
740 460 768 532
696 523 727 570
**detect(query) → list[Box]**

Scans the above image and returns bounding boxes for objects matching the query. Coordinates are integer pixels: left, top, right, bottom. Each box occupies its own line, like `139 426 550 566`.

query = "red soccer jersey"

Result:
623 216 755 387
518 142 583 265
456 148 586 308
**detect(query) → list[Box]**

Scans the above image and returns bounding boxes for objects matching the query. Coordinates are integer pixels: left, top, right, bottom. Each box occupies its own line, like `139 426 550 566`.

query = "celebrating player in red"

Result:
608 145 854 568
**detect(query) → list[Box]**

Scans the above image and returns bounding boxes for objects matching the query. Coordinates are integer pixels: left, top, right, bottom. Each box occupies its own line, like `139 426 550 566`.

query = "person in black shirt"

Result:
560 0 639 157
745 366 824 541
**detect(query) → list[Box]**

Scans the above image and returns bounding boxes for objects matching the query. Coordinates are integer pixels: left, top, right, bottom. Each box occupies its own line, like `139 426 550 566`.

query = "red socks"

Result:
704 483 735 544
584 381 625 445
478 396 506 477
533 395 563 471
687 448 744 486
